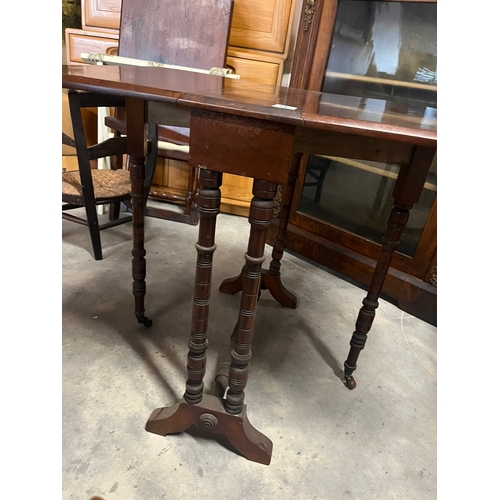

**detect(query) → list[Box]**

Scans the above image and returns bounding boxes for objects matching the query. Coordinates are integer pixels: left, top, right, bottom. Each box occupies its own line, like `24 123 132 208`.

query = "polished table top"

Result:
62 64 436 147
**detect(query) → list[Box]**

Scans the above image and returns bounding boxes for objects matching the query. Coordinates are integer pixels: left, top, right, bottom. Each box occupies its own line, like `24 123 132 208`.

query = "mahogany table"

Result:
62 64 437 465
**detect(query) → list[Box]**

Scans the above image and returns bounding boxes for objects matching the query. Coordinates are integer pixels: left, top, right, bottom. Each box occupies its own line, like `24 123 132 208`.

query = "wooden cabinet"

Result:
65 0 298 216
271 0 438 325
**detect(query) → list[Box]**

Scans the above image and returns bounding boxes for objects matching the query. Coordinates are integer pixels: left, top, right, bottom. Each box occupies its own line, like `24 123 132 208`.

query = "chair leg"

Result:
84 202 103 260
109 129 125 221
314 167 329 203
68 90 103 261
109 130 124 171
108 201 121 221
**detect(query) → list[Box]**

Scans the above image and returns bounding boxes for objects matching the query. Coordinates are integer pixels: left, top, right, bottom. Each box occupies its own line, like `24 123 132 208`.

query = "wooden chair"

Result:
62 90 132 261
103 0 234 224
303 155 330 203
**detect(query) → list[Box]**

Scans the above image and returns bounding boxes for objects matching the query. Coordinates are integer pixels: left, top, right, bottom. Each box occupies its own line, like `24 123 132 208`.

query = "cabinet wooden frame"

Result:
280 0 437 324
81 0 121 32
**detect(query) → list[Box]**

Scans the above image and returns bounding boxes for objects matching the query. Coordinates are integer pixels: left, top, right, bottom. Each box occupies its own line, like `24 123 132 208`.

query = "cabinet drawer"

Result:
226 53 282 86
65 29 119 64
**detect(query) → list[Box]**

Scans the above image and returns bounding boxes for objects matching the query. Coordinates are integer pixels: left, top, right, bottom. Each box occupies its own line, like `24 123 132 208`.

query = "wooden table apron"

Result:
63 79 436 465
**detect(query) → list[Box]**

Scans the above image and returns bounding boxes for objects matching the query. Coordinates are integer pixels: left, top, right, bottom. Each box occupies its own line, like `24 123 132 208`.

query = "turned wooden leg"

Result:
343 201 410 389
260 152 301 309
225 179 277 415
184 169 222 404
145 172 273 465
219 153 300 309
127 97 152 327
343 146 436 389
129 154 152 327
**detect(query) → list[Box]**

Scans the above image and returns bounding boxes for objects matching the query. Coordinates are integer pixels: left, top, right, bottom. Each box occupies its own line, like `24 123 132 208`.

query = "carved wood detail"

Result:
303 0 316 31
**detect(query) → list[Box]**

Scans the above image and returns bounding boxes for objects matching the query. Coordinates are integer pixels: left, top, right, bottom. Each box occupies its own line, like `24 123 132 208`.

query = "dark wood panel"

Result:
118 0 233 71
189 109 295 183
293 127 415 162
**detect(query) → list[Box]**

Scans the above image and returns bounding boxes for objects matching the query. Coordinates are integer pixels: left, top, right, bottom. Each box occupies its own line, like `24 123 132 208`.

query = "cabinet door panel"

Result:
82 0 121 30
229 0 293 53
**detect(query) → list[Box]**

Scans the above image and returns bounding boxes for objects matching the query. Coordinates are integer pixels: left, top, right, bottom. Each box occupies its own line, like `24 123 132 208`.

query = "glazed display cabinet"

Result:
268 0 437 324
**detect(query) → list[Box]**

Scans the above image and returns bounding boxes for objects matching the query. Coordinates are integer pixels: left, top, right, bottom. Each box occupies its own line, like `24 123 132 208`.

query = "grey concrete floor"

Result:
62 205 437 500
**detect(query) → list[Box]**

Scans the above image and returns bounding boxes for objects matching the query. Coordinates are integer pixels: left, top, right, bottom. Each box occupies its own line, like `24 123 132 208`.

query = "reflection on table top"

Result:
62 64 436 146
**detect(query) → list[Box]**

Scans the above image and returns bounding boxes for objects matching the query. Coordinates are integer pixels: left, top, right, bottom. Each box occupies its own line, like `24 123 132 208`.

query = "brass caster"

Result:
344 376 356 390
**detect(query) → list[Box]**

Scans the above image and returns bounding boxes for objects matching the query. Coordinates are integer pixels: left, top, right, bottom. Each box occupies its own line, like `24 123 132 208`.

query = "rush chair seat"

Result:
102 0 234 224
62 168 130 201
62 90 132 261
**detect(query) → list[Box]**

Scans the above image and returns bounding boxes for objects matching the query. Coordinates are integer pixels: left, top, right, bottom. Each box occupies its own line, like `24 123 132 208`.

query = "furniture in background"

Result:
264 0 438 325
63 63 436 462
101 0 234 224
62 90 132 261
65 0 299 217
62 89 97 173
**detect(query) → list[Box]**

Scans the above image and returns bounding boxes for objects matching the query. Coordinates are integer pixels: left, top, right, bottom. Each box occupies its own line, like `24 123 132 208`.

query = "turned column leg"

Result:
224 179 277 415
184 169 222 404
343 202 410 389
219 153 300 309
145 172 273 465
343 146 436 389
260 152 301 308
129 155 152 327
127 97 152 327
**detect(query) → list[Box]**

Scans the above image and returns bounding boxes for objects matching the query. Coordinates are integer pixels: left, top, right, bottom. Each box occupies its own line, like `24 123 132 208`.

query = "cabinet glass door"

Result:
297 0 437 258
